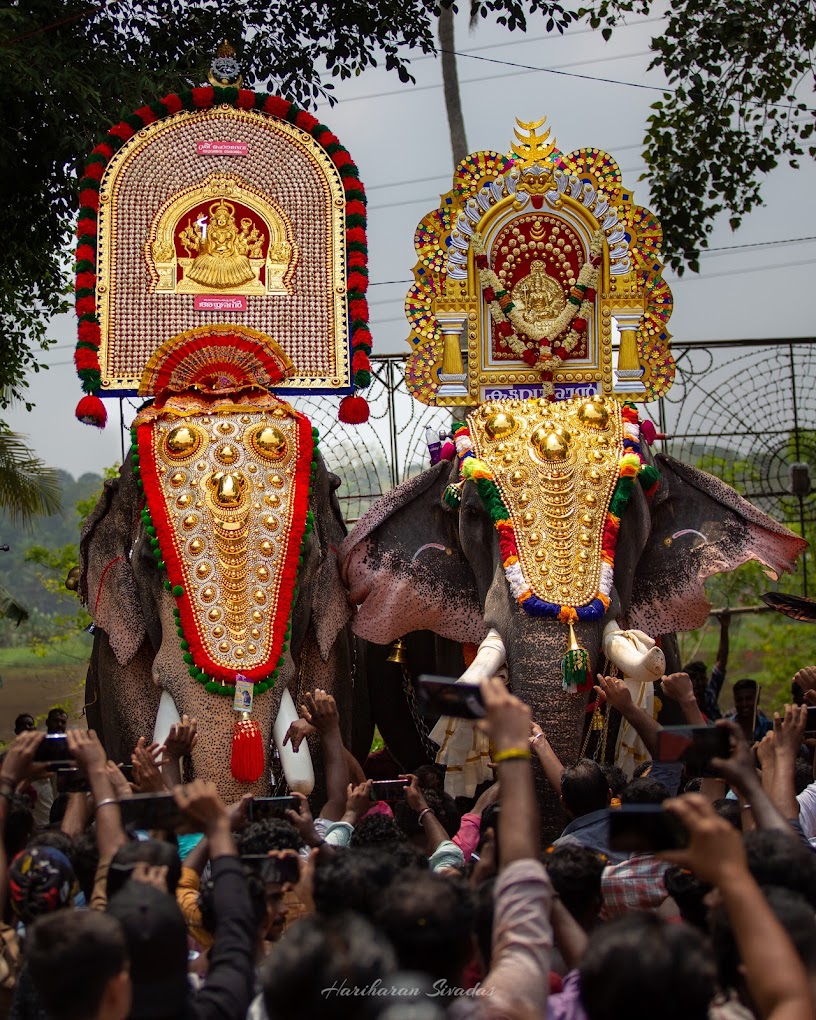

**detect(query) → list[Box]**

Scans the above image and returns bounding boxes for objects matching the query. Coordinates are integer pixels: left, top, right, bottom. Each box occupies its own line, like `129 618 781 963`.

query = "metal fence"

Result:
290 339 816 590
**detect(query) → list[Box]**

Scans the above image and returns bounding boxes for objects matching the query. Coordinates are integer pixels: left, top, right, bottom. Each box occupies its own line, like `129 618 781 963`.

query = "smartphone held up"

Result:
417 675 485 720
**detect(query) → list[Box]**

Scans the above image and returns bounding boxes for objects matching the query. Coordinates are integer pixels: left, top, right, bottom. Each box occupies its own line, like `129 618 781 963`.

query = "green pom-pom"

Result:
638 464 660 490
205 681 221 693
176 627 184 638
188 666 199 678
157 561 165 571
163 579 171 591
180 640 189 651
146 525 156 537
172 585 184 597
183 653 193 665
281 642 288 653
272 668 280 678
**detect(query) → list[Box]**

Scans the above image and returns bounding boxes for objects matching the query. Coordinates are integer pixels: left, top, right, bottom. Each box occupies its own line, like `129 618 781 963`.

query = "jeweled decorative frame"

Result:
74 87 372 423
404 128 674 407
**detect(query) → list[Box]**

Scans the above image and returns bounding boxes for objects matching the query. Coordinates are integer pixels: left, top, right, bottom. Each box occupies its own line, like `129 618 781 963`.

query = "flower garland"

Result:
73 86 372 429
471 230 604 399
129 419 319 698
445 405 660 622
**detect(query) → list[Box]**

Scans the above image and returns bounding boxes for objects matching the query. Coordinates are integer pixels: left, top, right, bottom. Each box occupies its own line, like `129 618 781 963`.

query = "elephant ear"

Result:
309 456 352 661
339 460 486 645
629 453 807 634
80 462 147 666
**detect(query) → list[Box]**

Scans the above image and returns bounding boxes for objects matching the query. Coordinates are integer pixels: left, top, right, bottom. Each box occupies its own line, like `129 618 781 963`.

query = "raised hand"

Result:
174 779 230 838
163 714 198 760
282 717 317 753
594 673 634 714
301 690 340 733
660 672 696 705
284 791 322 847
131 737 167 793
343 779 373 823
659 793 747 886
773 703 807 758
0 731 45 787
66 729 107 773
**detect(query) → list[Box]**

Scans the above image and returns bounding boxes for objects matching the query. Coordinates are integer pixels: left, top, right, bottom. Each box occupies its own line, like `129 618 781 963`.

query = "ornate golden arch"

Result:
145 173 298 296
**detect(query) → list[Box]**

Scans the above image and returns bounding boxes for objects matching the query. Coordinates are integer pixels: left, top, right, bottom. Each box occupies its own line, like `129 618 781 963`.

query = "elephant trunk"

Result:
497 616 607 842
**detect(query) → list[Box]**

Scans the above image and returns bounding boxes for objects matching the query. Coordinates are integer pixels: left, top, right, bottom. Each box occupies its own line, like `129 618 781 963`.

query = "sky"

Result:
7 8 816 479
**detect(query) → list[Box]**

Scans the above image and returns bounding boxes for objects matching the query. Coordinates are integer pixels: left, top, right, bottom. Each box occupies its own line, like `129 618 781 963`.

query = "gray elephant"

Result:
81 437 362 804
340 443 805 824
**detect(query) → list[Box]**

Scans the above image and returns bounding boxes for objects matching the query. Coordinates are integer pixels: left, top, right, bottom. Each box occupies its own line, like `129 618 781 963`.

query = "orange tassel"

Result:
231 713 264 782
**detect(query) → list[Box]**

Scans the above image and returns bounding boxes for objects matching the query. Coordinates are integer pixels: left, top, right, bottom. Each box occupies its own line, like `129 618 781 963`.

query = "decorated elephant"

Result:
80 389 363 804
341 397 806 824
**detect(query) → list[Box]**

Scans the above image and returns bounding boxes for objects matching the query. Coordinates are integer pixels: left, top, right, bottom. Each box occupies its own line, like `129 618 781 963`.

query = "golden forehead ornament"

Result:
469 397 625 606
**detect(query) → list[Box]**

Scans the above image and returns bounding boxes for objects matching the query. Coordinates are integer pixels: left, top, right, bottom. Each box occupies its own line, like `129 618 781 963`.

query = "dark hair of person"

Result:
375 871 474 985
237 818 304 855
394 789 461 840
545 845 605 930
13 714 34 734
71 831 101 903
200 866 267 936
478 803 499 850
683 661 706 678
349 813 407 850
632 761 653 780
413 765 445 791
3 793 34 861
45 708 67 727
711 885 816 993
711 799 742 831
560 759 609 818
620 777 669 806
683 777 704 794
314 848 400 918
794 760 812 796
743 830 816 908
663 866 712 932
25 910 128 1020
28 829 74 857
49 794 69 828
732 678 758 694
261 912 396 1020
579 913 716 1020
106 839 182 899
599 764 628 798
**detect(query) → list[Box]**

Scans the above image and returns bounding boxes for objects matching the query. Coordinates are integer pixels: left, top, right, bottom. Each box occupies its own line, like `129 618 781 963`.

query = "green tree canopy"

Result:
585 0 816 273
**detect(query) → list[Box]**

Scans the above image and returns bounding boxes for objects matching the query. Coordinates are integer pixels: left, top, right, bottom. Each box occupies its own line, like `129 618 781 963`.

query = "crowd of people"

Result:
1 627 816 1020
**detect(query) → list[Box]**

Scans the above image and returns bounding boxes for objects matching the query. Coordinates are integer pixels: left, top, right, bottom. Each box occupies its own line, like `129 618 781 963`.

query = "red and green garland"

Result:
74 86 372 428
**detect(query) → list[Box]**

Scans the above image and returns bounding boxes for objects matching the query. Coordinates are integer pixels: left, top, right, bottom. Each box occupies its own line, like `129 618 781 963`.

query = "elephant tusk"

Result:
153 690 181 747
458 627 507 684
273 687 315 795
602 620 666 683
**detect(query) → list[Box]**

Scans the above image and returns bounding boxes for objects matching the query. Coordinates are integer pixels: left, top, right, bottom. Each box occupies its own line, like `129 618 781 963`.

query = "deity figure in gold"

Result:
511 260 565 333
179 200 265 290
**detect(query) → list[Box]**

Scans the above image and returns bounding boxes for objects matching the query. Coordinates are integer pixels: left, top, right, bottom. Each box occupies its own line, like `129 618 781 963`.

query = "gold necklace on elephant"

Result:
131 380 317 782
445 396 659 693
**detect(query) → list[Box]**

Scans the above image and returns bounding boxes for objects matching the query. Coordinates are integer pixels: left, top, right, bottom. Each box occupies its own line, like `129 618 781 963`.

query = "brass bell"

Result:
386 637 408 665
64 566 80 592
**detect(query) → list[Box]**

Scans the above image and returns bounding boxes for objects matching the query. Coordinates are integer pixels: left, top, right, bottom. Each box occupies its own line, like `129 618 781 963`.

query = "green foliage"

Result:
0 467 113 646
582 0 816 273
0 425 62 526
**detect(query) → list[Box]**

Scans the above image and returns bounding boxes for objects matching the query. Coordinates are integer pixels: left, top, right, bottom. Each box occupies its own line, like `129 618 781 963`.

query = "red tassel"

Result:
231 714 264 782
339 394 369 424
76 395 107 428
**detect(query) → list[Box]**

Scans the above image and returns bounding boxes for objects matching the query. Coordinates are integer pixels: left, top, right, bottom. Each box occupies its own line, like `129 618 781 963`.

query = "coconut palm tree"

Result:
0 423 61 527
439 6 469 166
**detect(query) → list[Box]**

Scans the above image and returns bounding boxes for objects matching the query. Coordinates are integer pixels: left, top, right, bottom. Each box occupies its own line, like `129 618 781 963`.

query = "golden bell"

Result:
64 566 80 592
386 637 408 665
